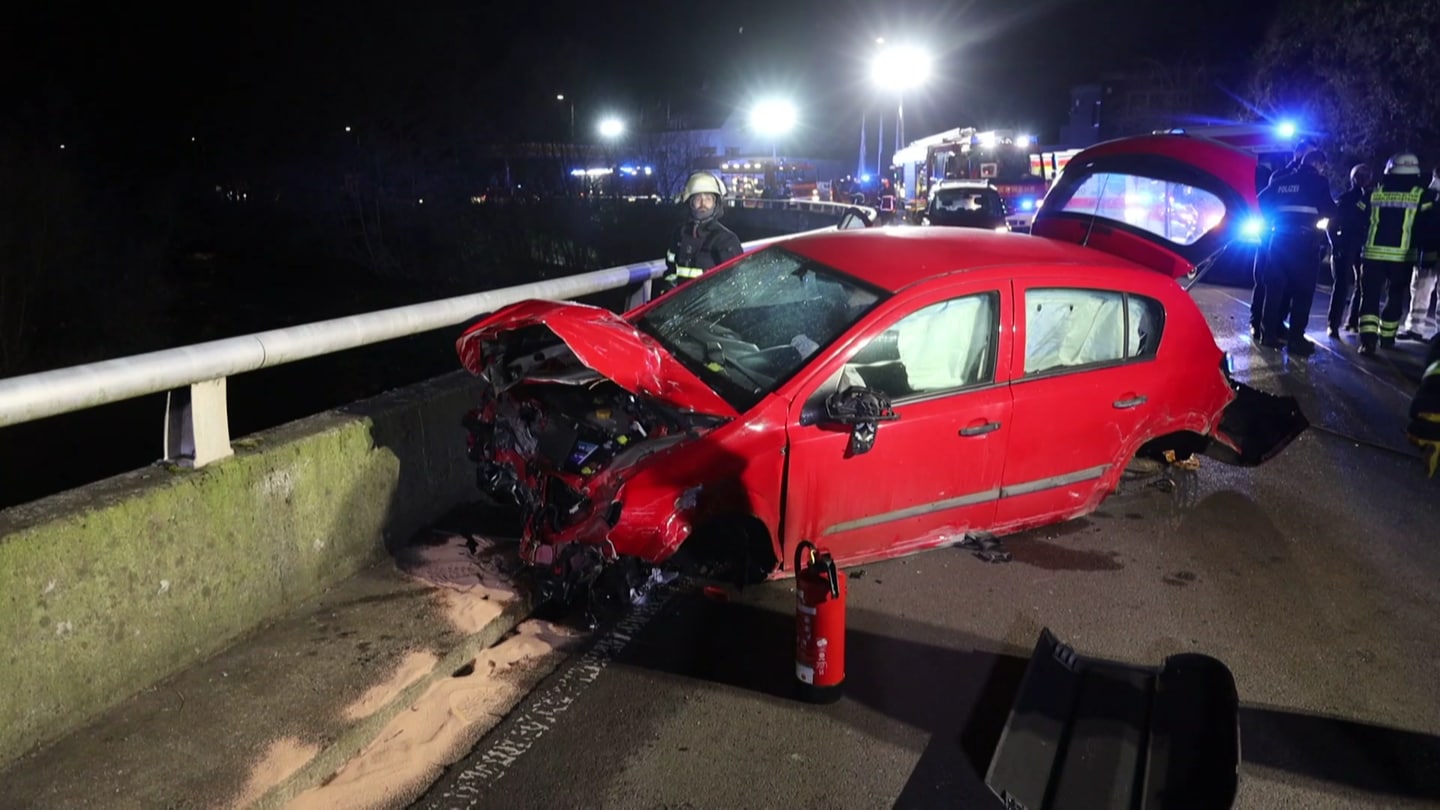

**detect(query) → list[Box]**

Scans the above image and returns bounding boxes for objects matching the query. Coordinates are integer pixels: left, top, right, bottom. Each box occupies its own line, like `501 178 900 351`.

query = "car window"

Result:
1058 172 1227 247
1126 294 1165 359
1023 288 1165 375
840 293 999 401
931 188 1002 216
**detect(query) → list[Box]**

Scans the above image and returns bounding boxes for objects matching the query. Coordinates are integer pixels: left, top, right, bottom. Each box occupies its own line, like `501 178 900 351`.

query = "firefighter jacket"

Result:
1258 164 1336 235
1328 185 1370 255
664 218 742 282
1361 174 1440 264
1409 333 1440 477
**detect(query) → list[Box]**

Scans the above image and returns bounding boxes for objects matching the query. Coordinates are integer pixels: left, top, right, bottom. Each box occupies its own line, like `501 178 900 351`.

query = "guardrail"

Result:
0 200 867 468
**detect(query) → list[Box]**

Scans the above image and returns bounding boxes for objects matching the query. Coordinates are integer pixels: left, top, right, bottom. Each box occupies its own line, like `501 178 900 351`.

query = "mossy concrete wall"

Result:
0 371 484 767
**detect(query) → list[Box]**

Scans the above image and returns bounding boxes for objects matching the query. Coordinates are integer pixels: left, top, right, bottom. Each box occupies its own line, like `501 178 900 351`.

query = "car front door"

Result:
782 284 1015 567
993 277 1168 531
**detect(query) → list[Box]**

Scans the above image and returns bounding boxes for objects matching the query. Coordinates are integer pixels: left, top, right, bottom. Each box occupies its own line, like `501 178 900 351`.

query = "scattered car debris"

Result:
1164 448 1203 471
959 532 1012 564
629 568 678 606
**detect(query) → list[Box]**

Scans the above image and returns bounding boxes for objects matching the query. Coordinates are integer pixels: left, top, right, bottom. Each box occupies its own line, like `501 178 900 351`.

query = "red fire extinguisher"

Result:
795 540 846 703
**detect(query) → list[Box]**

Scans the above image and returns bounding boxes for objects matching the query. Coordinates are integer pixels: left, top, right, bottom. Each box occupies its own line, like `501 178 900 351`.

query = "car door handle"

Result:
1113 394 1148 409
959 420 1001 437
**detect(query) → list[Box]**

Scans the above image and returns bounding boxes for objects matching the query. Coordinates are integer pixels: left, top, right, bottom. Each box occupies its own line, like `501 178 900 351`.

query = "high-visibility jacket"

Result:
1362 174 1440 263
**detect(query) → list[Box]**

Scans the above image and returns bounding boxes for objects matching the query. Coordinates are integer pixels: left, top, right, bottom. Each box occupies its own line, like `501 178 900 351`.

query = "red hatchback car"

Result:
456 134 1307 593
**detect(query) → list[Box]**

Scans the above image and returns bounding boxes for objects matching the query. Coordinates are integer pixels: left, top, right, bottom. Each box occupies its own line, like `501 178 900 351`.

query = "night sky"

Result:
6 0 1282 165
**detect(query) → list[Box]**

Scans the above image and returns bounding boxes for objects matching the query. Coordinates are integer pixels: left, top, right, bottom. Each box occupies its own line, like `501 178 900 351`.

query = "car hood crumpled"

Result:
456 299 738 418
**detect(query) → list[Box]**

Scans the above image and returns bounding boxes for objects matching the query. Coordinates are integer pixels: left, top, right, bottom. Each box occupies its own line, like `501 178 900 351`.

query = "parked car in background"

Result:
922 179 1010 231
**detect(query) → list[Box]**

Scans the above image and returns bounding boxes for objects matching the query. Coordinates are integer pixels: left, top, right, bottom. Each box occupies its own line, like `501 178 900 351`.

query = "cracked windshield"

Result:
636 246 884 410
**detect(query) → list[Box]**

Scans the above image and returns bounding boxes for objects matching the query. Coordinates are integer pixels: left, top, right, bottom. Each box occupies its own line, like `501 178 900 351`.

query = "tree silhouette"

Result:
1249 0 1440 167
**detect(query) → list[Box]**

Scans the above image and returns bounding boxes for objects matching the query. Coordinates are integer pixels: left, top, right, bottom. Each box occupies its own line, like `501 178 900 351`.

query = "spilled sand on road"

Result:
229 531 530 808
229 737 321 809
284 619 578 810
344 651 441 721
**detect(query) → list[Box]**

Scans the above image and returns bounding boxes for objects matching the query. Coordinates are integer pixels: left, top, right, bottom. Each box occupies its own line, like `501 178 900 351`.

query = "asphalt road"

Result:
411 284 1440 810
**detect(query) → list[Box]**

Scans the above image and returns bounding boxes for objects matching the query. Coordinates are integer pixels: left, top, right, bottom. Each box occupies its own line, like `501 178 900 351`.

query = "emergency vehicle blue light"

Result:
1240 215 1265 242
1276 120 1297 139
1020 198 1035 211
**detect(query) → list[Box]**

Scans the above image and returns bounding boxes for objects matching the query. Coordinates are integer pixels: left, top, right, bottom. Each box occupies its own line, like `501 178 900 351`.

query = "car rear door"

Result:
1031 133 1259 280
993 274 1170 532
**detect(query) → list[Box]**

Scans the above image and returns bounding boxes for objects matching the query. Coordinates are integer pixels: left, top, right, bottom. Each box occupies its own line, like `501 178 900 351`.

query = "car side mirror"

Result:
823 386 898 455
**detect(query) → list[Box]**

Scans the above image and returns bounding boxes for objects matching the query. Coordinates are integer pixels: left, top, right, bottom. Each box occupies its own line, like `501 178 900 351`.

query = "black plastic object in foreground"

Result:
985 628 1240 810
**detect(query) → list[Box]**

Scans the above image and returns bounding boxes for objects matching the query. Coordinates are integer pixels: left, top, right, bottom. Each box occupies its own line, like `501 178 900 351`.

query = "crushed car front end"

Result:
457 303 738 599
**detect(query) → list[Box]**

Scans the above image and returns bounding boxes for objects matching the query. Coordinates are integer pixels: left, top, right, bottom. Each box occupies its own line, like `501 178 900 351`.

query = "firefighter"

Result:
1400 165 1440 341
1357 153 1440 355
656 171 743 298
1408 333 1440 477
1257 149 1337 355
1327 163 1373 336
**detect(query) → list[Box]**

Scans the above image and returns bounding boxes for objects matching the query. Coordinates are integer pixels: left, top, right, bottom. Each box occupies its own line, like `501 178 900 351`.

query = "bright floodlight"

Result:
750 99 797 136
871 44 932 92
598 117 625 139
1276 120 1297 139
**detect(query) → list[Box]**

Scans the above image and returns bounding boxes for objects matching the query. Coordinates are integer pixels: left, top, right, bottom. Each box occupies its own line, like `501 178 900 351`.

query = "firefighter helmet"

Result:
1386 152 1421 175
1349 163 1372 186
681 171 726 202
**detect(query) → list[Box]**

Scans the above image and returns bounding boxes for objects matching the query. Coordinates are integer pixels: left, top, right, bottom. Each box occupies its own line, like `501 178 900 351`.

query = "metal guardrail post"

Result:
164 379 233 467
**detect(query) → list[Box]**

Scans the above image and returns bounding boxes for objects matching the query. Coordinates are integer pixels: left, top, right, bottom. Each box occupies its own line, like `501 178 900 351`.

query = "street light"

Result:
750 99 797 159
556 94 575 141
597 117 627 199
871 43 932 169
597 116 625 139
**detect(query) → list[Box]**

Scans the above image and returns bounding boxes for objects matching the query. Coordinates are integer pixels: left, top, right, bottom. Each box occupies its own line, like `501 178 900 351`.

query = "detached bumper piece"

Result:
985 628 1240 810
1205 379 1308 466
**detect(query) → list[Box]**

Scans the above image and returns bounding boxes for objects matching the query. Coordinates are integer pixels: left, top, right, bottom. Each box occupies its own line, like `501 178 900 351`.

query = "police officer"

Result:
1357 153 1440 355
1408 333 1440 477
1257 149 1337 355
1327 163 1373 336
1251 139 1318 338
656 171 743 298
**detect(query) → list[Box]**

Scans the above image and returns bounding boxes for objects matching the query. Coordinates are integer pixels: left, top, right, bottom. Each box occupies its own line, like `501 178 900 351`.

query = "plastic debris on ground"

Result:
629 568 679 606
959 532 1012 564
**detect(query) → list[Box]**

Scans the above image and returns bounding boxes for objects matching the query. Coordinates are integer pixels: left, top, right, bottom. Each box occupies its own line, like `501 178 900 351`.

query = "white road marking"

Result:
425 585 681 808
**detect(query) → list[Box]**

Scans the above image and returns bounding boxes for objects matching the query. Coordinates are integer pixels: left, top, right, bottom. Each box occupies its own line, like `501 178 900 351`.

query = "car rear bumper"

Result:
986 628 1240 810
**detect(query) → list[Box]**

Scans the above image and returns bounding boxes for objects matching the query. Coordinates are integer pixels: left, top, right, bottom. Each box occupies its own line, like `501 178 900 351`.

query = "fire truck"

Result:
892 128 1074 230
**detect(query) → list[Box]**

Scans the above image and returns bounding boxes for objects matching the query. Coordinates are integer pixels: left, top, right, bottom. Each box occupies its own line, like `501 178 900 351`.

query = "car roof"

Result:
777 227 1146 294
932 179 995 191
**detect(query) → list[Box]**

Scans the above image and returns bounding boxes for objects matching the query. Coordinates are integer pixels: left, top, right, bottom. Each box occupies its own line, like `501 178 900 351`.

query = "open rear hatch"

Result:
986 628 1240 810
1031 133 1259 282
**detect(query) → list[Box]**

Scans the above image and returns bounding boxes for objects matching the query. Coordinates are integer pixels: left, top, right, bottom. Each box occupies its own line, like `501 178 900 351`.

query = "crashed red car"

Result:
456 134 1307 592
